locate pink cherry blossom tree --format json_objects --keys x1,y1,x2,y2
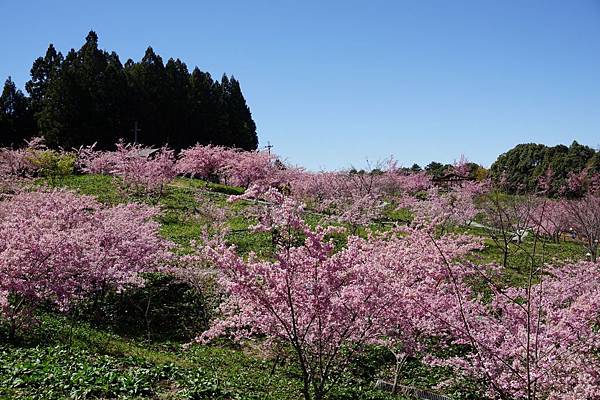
[
  {"x1": 0, "y1": 136, "x2": 47, "y2": 177},
  {"x1": 531, "y1": 200, "x2": 570, "y2": 243},
  {"x1": 563, "y1": 192, "x2": 600, "y2": 262},
  {"x1": 426, "y1": 258, "x2": 600, "y2": 400},
  {"x1": 176, "y1": 144, "x2": 280, "y2": 188},
  {"x1": 399, "y1": 181, "x2": 484, "y2": 234},
  {"x1": 78, "y1": 142, "x2": 177, "y2": 196},
  {"x1": 176, "y1": 144, "x2": 235, "y2": 182},
  {"x1": 356, "y1": 226, "x2": 483, "y2": 391},
  {"x1": 194, "y1": 177, "x2": 600, "y2": 400},
  {"x1": 76, "y1": 143, "x2": 120, "y2": 174},
  {"x1": 221, "y1": 150, "x2": 276, "y2": 188},
  {"x1": 0, "y1": 189, "x2": 172, "y2": 339},
  {"x1": 198, "y1": 192, "x2": 395, "y2": 400},
  {"x1": 417, "y1": 196, "x2": 600, "y2": 399}
]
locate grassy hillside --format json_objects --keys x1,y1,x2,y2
[{"x1": 2, "y1": 174, "x2": 587, "y2": 399}]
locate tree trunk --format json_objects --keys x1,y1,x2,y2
[
  {"x1": 301, "y1": 378, "x2": 312, "y2": 400},
  {"x1": 144, "y1": 295, "x2": 152, "y2": 342},
  {"x1": 8, "y1": 319, "x2": 16, "y2": 342},
  {"x1": 392, "y1": 353, "x2": 406, "y2": 393},
  {"x1": 270, "y1": 354, "x2": 279, "y2": 376}
]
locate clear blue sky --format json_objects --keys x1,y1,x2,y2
[{"x1": 1, "y1": 0, "x2": 599, "y2": 170}]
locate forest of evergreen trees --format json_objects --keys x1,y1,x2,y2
[{"x1": 0, "y1": 31, "x2": 258, "y2": 151}]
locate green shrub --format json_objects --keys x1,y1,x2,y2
[
  {"x1": 27, "y1": 150, "x2": 75, "y2": 179},
  {"x1": 80, "y1": 273, "x2": 218, "y2": 341}
]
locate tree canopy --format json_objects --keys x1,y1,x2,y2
[
  {"x1": 0, "y1": 77, "x2": 35, "y2": 147},
  {"x1": 490, "y1": 141, "x2": 598, "y2": 195},
  {"x1": 0, "y1": 31, "x2": 258, "y2": 151}
]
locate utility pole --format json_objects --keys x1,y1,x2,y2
[
  {"x1": 132, "y1": 121, "x2": 141, "y2": 144},
  {"x1": 264, "y1": 141, "x2": 273, "y2": 155}
]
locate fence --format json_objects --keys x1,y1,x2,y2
[{"x1": 374, "y1": 380, "x2": 451, "y2": 400}]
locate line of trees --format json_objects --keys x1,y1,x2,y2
[{"x1": 0, "y1": 31, "x2": 258, "y2": 151}]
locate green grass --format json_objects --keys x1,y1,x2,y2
[
  {"x1": 0, "y1": 314, "x2": 306, "y2": 400},
  {"x1": 1, "y1": 312, "x2": 407, "y2": 400},
  {"x1": 455, "y1": 224, "x2": 587, "y2": 286},
  {"x1": 35, "y1": 174, "x2": 126, "y2": 204}
]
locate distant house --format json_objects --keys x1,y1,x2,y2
[{"x1": 432, "y1": 172, "x2": 474, "y2": 188}]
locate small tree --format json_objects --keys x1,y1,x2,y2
[
  {"x1": 480, "y1": 191, "x2": 539, "y2": 268},
  {"x1": 402, "y1": 184, "x2": 481, "y2": 234},
  {"x1": 198, "y1": 191, "x2": 394, "y2": 400},
  {"x1": 176, "y1": 144, "x2": 234, "y2": 183},
  {"x1": 222, "y1": 149, "x2": 276, "y2": 188},
  {"x1": 564, "y1": 192, "x2": 600, "y2": 262}
]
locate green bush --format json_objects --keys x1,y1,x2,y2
[
  {"x1": 27, "y1": 150, "x2": 75, "y2": 179},
  {"x1": 80, "y1": 273, "x2": 218, "y2": 341}
]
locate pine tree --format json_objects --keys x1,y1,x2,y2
[
  {"x1": 36, "y1": 48, "x2": 79, "y2": 148},
  {"x1": 0, "y1": 77, "x2": 35, "y2": 146},
  {"x1": 215, "y1": 74, "x2": 233, "y2": 146},
  {"x1": 226, "y1": 76, "x2": 258, "y2": 150},
  {"x1": 189, "y1": 67, "x2": 219, "y2": 146},
  {"x1": 164, "y1": 58, "x2": 191, "y2": 149},
  {"x1": 98, "y1": 51, "x2": 130, "y2": 147},
  {"x1": 36, "y1": 31, "x2": 131, "y2": 148},
  {"x1": 25, "y1": 44, "x2": 63, "y2": 118},
  {"x1": 125, "y1": 47, "x2": 168, "y2": 146}
]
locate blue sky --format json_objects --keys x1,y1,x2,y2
[{"x1": 1, "y1": 0, "x2": 599, "y2": 170}]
